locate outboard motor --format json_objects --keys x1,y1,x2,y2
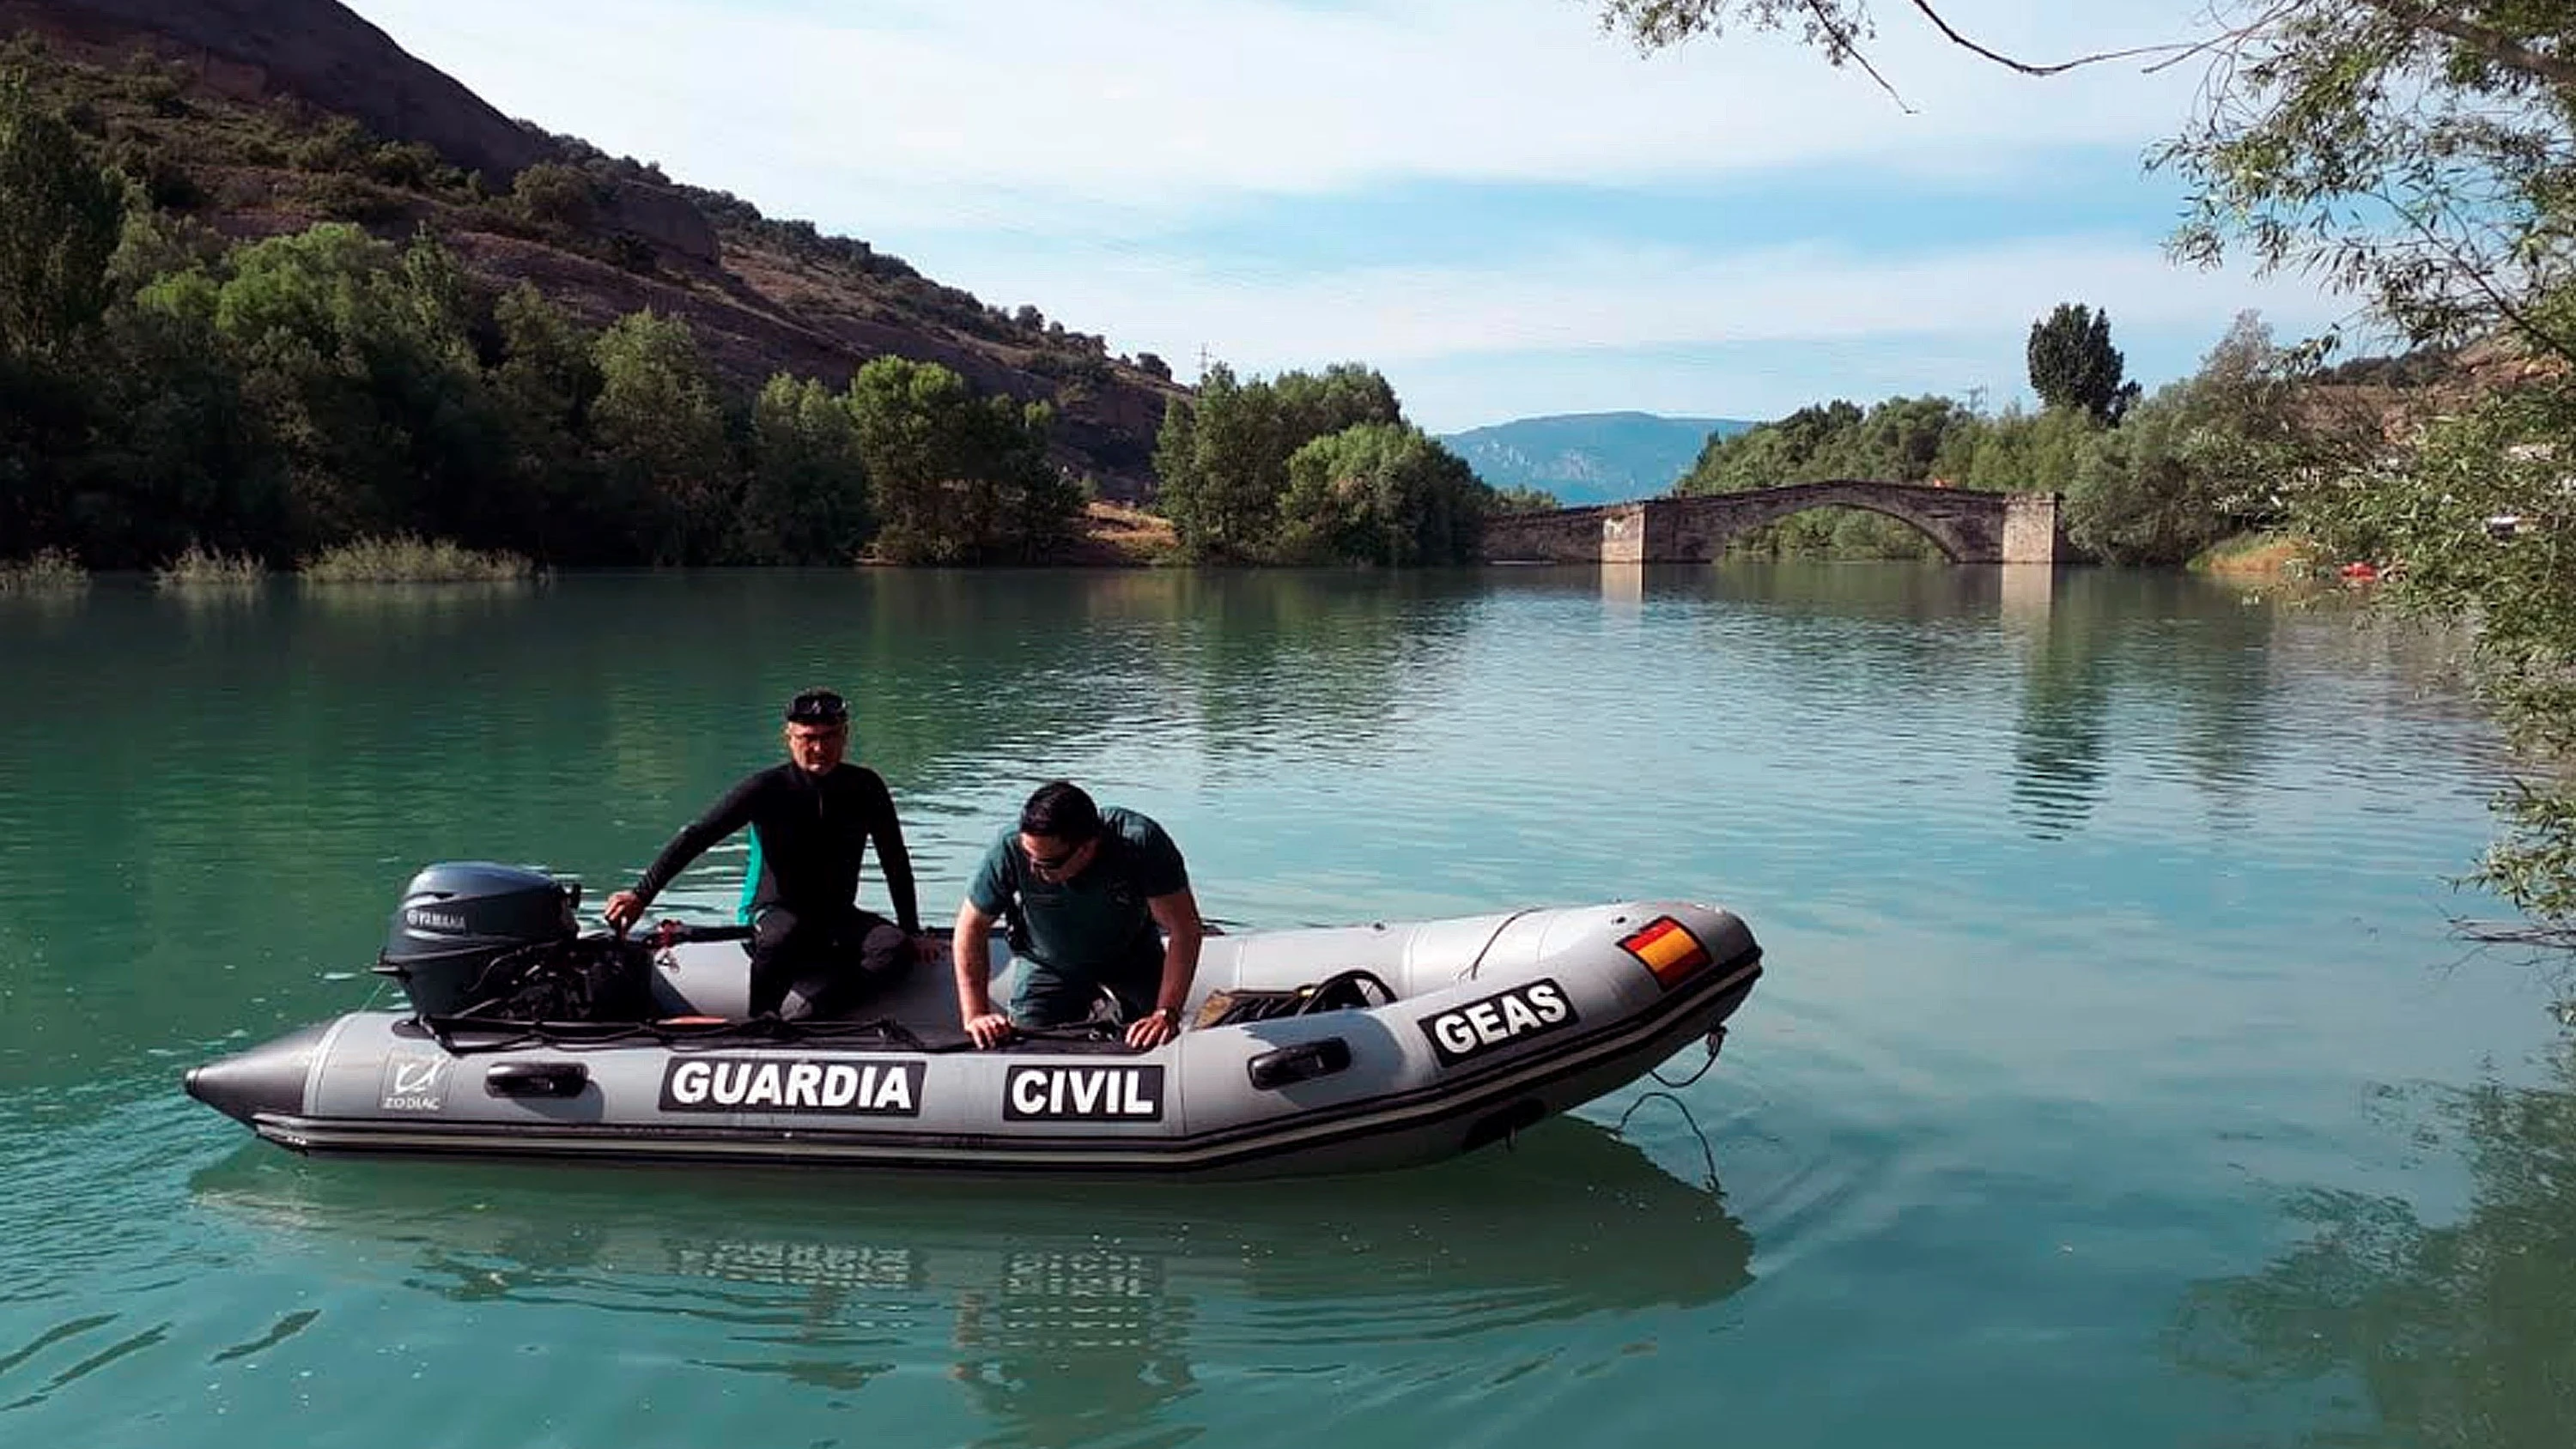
[{"x1": 375, "y1": 862, "x2": 580, "y2": 1016}]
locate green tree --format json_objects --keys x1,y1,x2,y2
[
  {"x1": 2026, "y1": 302, "x2": 2134, "y2": 425},
  {"x1": 0, "y1": 347, "x2": 93, "y2": 560},
  {"x1": 511, "y1": 162, "x2": 598, "y2": 233},
  {"x1": 487, "y1": 282, "x2": 605, "y2": 561},
  {"x1": 1589, "y1": 0, "x2": 2576, "y2": 934},
  {"x1": 2144, "y1": 6, "x2": 2576, "y2": 361},
  {"x1": 846, "y1": 355, "x2": 1072, "y2": 564},
  {"x1": 137, "y1": 224, "x2": 503, "y2": 552},
  {"x1": 1154, "y1": 362, "x2": 1280, "y2": 561},
  {"x1": 1272, "y1": 363, "x2": 1402, "y2": 443},
  {"x1": 1953, "y1": 404, "x2": 2095, "y2": 495},
  {"x1": 1676, "y1": 399, "x2": 1866, "y2": 495},
  {"x1": 2130, "y1": 5, "x2": 2576, "y2": 931},
  {"x1": 2292, "y1": 382, "x2": 2576, "y2": 927},
  {"x1": 1151, "y1": 393, "x2": 1197, "y2": 521},
  {"x1": 590, "y1": 310, "x2": 736, "y2": 564},
  {"x1": 2066, "y1": 312, "x2": 2298, "y2": 565},
  {"x1": 742, "y1": 373, "x2": 872, "y2": 562},
  {"x1": 1153, "y1": 361, "x2": 1404, "y2": 561},
  {"x1": 1859, "y1": 393, "x2": 1978, "y2": 480},
  {"x1": 1594, "y1": 3, "x2": 2576, "y2": 355},
  {"x1": 73, "y1": 275, "x2": 284, "y2": 567},
  {"x1": 1275, "y1": 422, "x2": 1492, "y2": 565},
  {"x1": 0, "y1": 73, "x2": 124, "y2": 358},
  {"x1": 1492, "y1": 484, "x2": 1561, "y2": 513}
]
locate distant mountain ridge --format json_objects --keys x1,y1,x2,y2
[{"x1": 1437, "y1": 412, "x2": 1759, "y2": 506}]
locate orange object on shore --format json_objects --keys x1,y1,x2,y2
[{"x1": 2339, "y1": 561, "x2": 2379, "y2": 581}]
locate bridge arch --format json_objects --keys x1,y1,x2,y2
[
  {"x1": 1479, "y1": 481, "x2": 2065, "y2": 565},
  {"x1": 1682, "y1": 480, "x2": 1990, "y2": 561}
]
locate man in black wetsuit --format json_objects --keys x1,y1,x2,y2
[{"x1": 603, "y1": 688, "x2": 922, "y2": 1018}]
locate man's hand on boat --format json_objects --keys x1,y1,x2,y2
[
  {"x1": 963, "y1": 1009, "x2": 1016, "y2": 1049},
  {"x1": 602, "y1": 890, "x2": 646, "y2": 937},
  {"x1": 1124, "y1": 1007, "x2": 1179, "y2": 1051}
]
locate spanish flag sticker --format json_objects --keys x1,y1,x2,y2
[{"x1": 1619, "y1": 916, "x2": 1711, "y2": 987}]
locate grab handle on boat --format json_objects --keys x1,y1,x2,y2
[
  {"x1": 483, "y1": 1061, "x2": 590, "y2": 1099},
  {"x1": 1247, "y1": 1037, "x2": 1352, "y2": 1091}
]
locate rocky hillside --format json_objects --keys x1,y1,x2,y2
[{"x1": 0, "y1": 0, "x2": 1183, "y2": 497}]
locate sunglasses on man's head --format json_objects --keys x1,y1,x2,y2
[{"x1": 787, "y1": 691, "x2": 848, "y2": 725}]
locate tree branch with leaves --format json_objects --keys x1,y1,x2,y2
[{"x1": 1590, "y1": 0, "x2": 2576, "y2": 942}]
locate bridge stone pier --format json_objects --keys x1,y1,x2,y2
[{"x1": 1481, "y1": 481, "x2": 2067, "y2": 565}]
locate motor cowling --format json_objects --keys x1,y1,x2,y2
[{"x1": 376, "y1": 862, "x2": 580, "y2": 1016}]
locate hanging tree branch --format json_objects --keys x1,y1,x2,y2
[
  {"x1": 1889, "y1": 1, "x2": 2576, "y2": 90},
  {"x1": 2409, "y1": 9, "x2": 2576, "y2": 92},
  {"x1": 1805, "y1": 0, "x2": 1911, "y2": 110},
  {"x1": 2379, "y1": 176, "x2": 2576, "y2": 365},
  {"x1": 1899, "y1": 0, "x2": 2213, "y2": 77}
]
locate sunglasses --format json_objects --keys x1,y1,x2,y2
[
  {"x1": 786, "y1": 691, "x2": 848, "y2": 725},
  {"x1": 1024, "y1": 840, "x2": 1089, "y2": 874}
]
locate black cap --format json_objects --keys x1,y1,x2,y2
[{"x1": 785, "y1": 688, "x2": 848, "y2": 726}]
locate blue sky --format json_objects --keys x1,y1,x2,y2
[{"x1": 343, "y1": 0, "x2": 2362, "y2": 434}]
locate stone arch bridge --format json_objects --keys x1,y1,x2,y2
[{"x1": 1479, "y1": 481, "x2": 2067, "y2": 564}]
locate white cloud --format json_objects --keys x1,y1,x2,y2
[
  {"x1": 1025, "y1": 235, "x2": 2340, "y2": 362},
  {"x1": 335, "y1": 0, "x2": 2341, "y2": 428},
  {"x1": 347, "y1": 0, "x2": 2216, "y2": 225},
  {"x1": 918, "y1": 231, "x2": 2359, "y2": 427}
]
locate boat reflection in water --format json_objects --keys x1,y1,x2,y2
[{"x1": 189, "y1": 1114, "x2": 1754, "y2": 1434}]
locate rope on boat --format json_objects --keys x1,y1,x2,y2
[
  {"x1": 1649, "y1": 1025, "x2": 1725, "y2": 1090},
  {"x1": 422, "y1": 1012, "x2": 939, "y2": 1057},
  {"x1": 1608, "y1": 1025, "x2": 1728, "y2": 1189},
  {"x1": 1613, "y1": 1088, "x2": 1721, "y2": 1191}
]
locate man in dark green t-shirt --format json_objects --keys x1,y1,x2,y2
[{"x1": 951, "y1": 779, "x2": 1204, "y2": 1051}]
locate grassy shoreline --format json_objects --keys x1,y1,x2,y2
[
  {"x1": 8, "y1": 522, "x2": 2349, "y2": 583},
  {"x1": 2189, "y1": 532, "x2": 2323, "y2": 579},
  {"x1": 154, "y1": 545, "x2": 267, "y2": 590},
  {"x1": 0, "y1": 549, "x2": 88, "y2": 593},
  {"x1": 300, "y1": 536, "x2": 538, "y2": 584}
]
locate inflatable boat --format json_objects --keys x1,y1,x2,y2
[{"x1": 185, "y1": 863, "x2": 1762, "y2": 1179}]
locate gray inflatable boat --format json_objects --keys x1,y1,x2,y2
[{"x1": 185, "y1": 863, "x2": 1762, "y2": 1179}]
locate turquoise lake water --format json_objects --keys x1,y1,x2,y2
[{"x1": 2, "y1": 563, "x2": 2569, "y2": 1447}]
